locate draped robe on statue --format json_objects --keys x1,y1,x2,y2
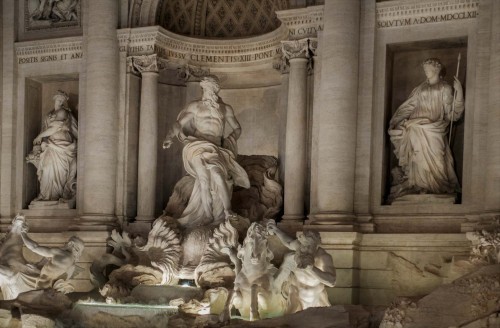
[
  {"x1": 37, "y1": 109, "x2": 78, "y2": 201},
  {"x1": 176, "y1": 104, "x2": 250, "y2": 229},
  {"x1": 388, "y1": 80, "x2": 464, "y2": 196}
]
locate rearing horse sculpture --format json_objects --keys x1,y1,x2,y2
[{"x1": 224, "y1": 222, "x2": 291, "y2": 321}]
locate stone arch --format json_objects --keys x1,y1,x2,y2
[
  {"x1": 129, "y1": 0, "x2": 290, "y2": 38},
  {"x1": 129, "y1": 0, "x2": 163, "y2": 28}
]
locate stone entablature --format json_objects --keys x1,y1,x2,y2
[
  {"x1": 376, "y1": 0, "x2": 479, "y2": 29},
  {"x1": 15, "y1": 37, "x2": 83, "y2": 65},
  {"x1": 276, "y1": 6, "x2": 324, "y2": 40},
  {"x1": 16, "y1": 25, "x2": 290, "y2": 67},
  {"x1": 15, "y1": 6, "x2": 328, "y2": 68}
]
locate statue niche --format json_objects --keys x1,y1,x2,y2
[
  {"x1": 91, "y1": 74, "x2": 284, "y2": 307},
  {"x1": 387, "y1": 57, "x2": 465, "y2": 204},
  {"x1": 26, "y1": 90, "x2": 78, "y2": 209}
]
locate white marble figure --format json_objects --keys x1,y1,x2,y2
[
  {"x1": 267, "y1": 221, "x2": 336, "y2": 312},
  {"x1": 0, "y1": 215, "x2": 84, "y2": 300},
  {"x1": 388, "y1": 58, "x2": 464, "y2": 200},
  {"x1": 163, "y1": 76, "x2": 250, "y2": 228},
  {"x1": 26, "y1": 90, "x2": 78, "y2": 206},
  {"x1": 0, "y1": 215, "x2": 39, "y2": 300},
  {"x1": 91, "y1": 218, "x2": 183, "y2": 300},
  {"x1": 31, "y1": 0, "x2": 79, "y2": 22},
  {"x1": 223, "y1": 222, "x2": 290, "y2": 321},
  {"x1": 20, "y1": 226, "x2": 84, "y2": 293}
]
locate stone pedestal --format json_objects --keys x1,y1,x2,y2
[
  {"x1": 28, "y1": 199, "x2": 76, "y2": 210},
  {"x1": 391, "y1": 194, "x2": 457, "y2": 205},
  {"x1": 78, "y1": 0, "x2": 120, "y2": 230},
  {"x1": 281, "y1": 39, "x2": 311, "y2": 225}
]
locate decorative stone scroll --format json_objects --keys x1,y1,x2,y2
[
  {"x1": 129, "y1": 54, "x2": 169, "y2": 74},
  {"x1": 281, "y1": 39, "x2": 311, "y2": 61},
  {"x1": 176, "y1": 65, "x2": 211, "y2": 83},
  {"x1": 376, "y1": 0, "x2": 479, "y2": 29}
]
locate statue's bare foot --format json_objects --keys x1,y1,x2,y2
[{"x1": 225, "y1": 210, "x2": 238, "y2": 221}]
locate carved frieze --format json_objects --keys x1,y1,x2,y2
[
  {"x1": 24, "y1": 0, "x2": 81, "y2": 32},
  {"x1": 376, "y1": 0, "x2": 479, "y2": 29},
  {"x1": 16, "y1": 8, "x2": 324, "y2": 67},
  {"x1": 16, "y1": 37, "x2": 83, "y2": 65},
  {"x1": 277, "y1": 6, "x2": 324, "y2": 40},
  {"x1": 116, "y1": 27, "x2": 287, "y2": 67}
]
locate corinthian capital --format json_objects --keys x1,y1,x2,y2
[
  {"x1": 128, "y1": 54, "x2": 168, "y2": 74},
  {"x1": 281, "y1": 38, "x2": 311, "y2": 61},
  {"x1": 308, "y1": 38, "x2": 318, "y2": 57}
]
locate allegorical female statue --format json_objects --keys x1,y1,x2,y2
[
  {"x1": 26, "y1": 90, "x2": 78, "y2": 206},
  {"x1": 388, "y1": 58, "x2": 464, "y2": 202}
]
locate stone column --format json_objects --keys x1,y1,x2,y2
[
  {"x1": 79, "y1": 0, "x2": 120, "y2": 229},
  {"x1": 0, "y1": 0, "x2": 15, "y2": 218},
  {"x1": 131, "y1": 55, "x2": 167, "y2": 225},
  {"x1": 485, "y1": 0, "x2": 500, "y2": 211},
  {"x1": 308, "y1": 0, "x2": 360, "y2": 229},
  {"x1": 281, "y1": 39, "x2": 311, "y2": 226}
]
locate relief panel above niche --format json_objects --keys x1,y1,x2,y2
[{"x1": 19, "y1": 0, "x2": 82, "y2": 41}]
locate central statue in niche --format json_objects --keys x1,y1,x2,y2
[
  {"x1": 163, "y1": 76, "x2": 250, "y2": 228},
  {"x1": 388, "y1": 58, "x2": 464, "y2": 203}
]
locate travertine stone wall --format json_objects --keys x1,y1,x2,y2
[
  {"x1": 219, "y1": 86, "x2": 281, "y2": 157},
  {"x1": 321, "y1": 232, "x2": 470, "y2": 306},
  {"x1": 157, "y1": 83, "x2": 186, "y2": 216}
]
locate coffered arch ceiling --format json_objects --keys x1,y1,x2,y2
[{"x1": 130, "y1": 0, "x2": 290, "y2": 38}]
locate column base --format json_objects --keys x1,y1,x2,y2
[
  {"x1": 281, "y1": 214, "x2": 306, "y2": 221},
  {"x1": 71, "y1": 215, "x2": 118, "y2": 231},
  {"x1": 134, "y1": 215, "x2": 156, "y2": 223},
  {"x1": 277, "y1": 219, "x2": 304, "y2": 236},
  {"x1": 306, "y1": 212, "x2": 358, "y2": 232}
]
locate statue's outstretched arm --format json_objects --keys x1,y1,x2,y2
[
  {"x1": 21, "y1": 232, "x2": 57, "y2": 258},
  {"x1": 267, "y1": 221, "x2": 298, "y2": 251}
]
